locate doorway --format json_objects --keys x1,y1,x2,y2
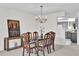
[{"x1": 57, "y1": 17, "x2": 78, "y2": 45}]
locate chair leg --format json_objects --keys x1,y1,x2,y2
[
  {"x1": 31, "y1": 49, "x2": 33, "y2": 53},
  {"x1": 35, "y1": 43, "x2": 37, "y2": 54},
  {"x1": 47, "y1": 46, "x2": 49, "y2": 54},
  {"x1": 23, "y1": 48, "x2": 25, "y2": 56},
  {"x1": 36, "y1": 49, "x2": 39, "y2": 56},
  {"x1": 28, "y1": 49, "x2": 30, "y2": 56},
  {"x1": 29, "y1": 52, "x2": 30, "y2": 56},
  {"x1": 43, "y1": 48, "x2": 45, "y2": 56},
  {"x1": 52, "y1": 43, "x2": 55, "y2": 51},
  {"x1": 36, "y1": 48, "x2": 39, "y2": 56},
  {"x1": 35, "y1": 47, "x2": 37, "y2": 54},
  {"x1": 49, "y1": 46, "x2": 51, "y2": 53},
  {"x1": 36, "y1": 47, "x2": 39, "y2": 56}
]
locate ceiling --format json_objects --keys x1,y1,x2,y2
[{"x1": 0, "y1": 3, "x2": 79, "y2": 16}]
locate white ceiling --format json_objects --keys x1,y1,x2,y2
[{"x1": 0, "y1": 3, "x2": 79, "y2": 16}]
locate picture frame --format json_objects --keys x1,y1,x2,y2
[{"x1": 7, "y1": 19, "x2": 20, "y2": 37}]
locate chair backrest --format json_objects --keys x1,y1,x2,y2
[
  {"x1": 22, "y1": 33, "x2": 27, "y2": 41},
  {"x1": 44, "y1": 33, "x2": 49, "y2": 39},
  {"x1": 44, "y1": 33, "x2": 51, "y2": 45},
  {"x1": 33, "y1": 32, "x2": 39, "y2": 40},
  {"x1": 44, "y1": 31, "x2": 55, "y2": 45},
  {"x1": 26, "y1": 32, "x2": 32, "y2": 41},
  {"x1": 22, "y1": 33, "x2": 29, "y2": 47},
  {"x1": 49, "y1": 31, "x2": 55, "y2": 41}
]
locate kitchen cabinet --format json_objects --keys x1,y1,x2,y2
[{"x1": 65, "y1": 31, "x2": 77, "y2": 43}]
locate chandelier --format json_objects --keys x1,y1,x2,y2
[
  {"x1": 35, "y1": 5, "x2": 47, "y2": 38},
  {"x1": 36, "y1": 5, "x2": 47, "y2": 23}
]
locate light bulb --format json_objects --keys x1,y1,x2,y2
[{"x1": 45, "y1": 16, "x2": 47, "y2": 19}]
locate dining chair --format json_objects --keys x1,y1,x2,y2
[
  {"x1": 44, "y1": 33, "x2": 52, "y2": 54},
  {"x1": 49, "y1": 31, "x2": 56, "y2": 51},
  {"x1": 36, "y1": 32, "x2": 51, "y2": 55},
  {"x1": 22, "y1": 32, "x2": 36, "y2": 56},
  {"x1": 33, "y1": 32, "x2": 39, "y2": 41},
  {"x1": 36, "y1": 38, "x2": 46, "y2": 56}
]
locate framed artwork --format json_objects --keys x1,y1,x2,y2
[{"x1": 7, "y1": 20, "x2": 20, "y2": 37}]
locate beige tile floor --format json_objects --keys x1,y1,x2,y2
[{"x1": 0, "y1": 45, "x2": 79, "y2": 56}]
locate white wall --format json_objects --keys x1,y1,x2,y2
[
  {"x1": 0, "y1": 8, "x2": 36, "y2": 51},
  {"x1": 77, "y1": 12, "x2": 79, "y2": 45},
  {"x1": 46, "y1": 12, "x2": 65, "y2": 45},
  {"x1": 45, "y1": 12, "x2": 65, "y2": 32}
]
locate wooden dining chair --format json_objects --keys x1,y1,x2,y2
[
  {"x1": 44, "y1": 33, "x2": 52, "y2": 54},
  {"x1": 22, "y1": 32, "x2": 36, "y2": 56},
  {"x1": 33, "y1": 32, "x2": 39, "y2": 41},
  {"x1": 49, "y1": 31, "x2": 55, "y2": 51},
  {"x1": 36, "y1": 32, "x2": 52, "y2": 55},
  {"x1": 26, "y1": 32, "x2": 32, "y2": 41},
  {"x1": 36, "y1": 38, "x2": 46, "y2": 56},
  {"x1": 41, "y1": 32, "x2": 55, "y2": 54}
]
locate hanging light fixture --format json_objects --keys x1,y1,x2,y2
[
  {"x1": 35, "y1": 5, "x2": 47, "y2": 39},
  {"x1": 36, "y1": 5, "x2": 47, "y2": 23}
]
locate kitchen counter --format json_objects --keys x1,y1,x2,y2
[{"x1": 65, "y1": 31, "x2": 77, "y2": 43}]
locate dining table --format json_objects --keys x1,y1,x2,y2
[{"x1": 29, "y1": 37, "x2": 45, "y2": 56}]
